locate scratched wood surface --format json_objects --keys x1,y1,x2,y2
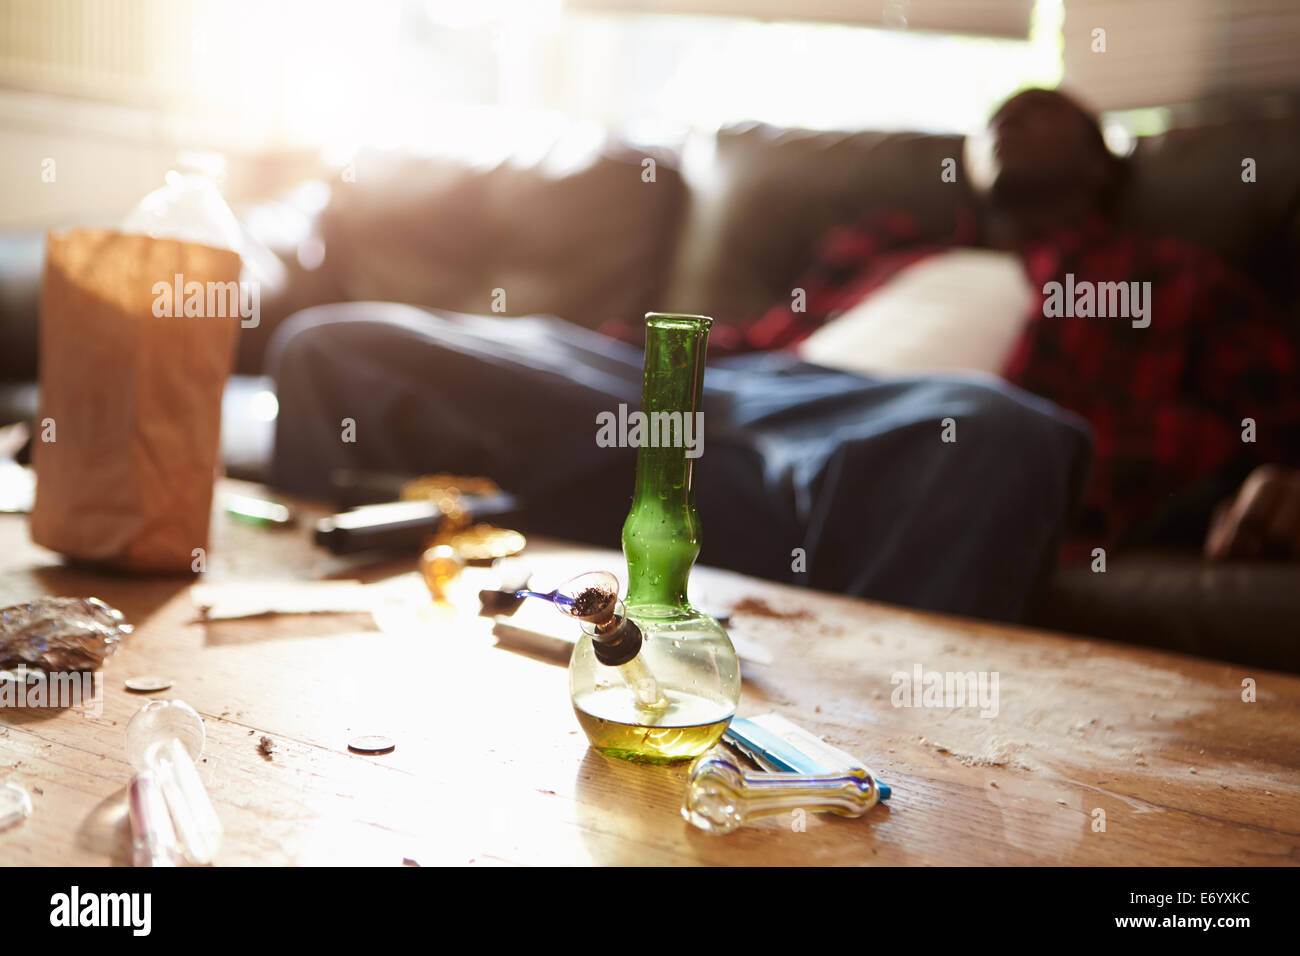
[{"x1": 1, "y1": 481, "x2": 1297, "y2": 866}]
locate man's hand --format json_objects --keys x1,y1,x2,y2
[{"x1": 1205, "y1": 465, "x2": 1300, "y2": 560}]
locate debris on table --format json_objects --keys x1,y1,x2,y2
[
  {"x1": 258, "y1": 736, "x2": 275, "y2": 760},
  {"x1": 125, "y1": 675, "x2": 173, "y2": 694},
  {"x1": 223, "y1": 492, "x2": 295, "y2": 527},
  {"x1": 193, "y1": 581, "x2": 373, "y2": 622},
  {"x1": 0, "y1": 421, "x2": 35, "y2": 514},
  {"x1": 348, "y1": 735, "x2": 395, "y2": 755},
  {"x1": 420, "y1": 544, "x2": 464, "y2": 603},
  {"x1": 0, "y1": 597, "x2": 131, "y2": 671},
  {"x1": 730, "y1": 597, "x2": 811, "y2": 621}
]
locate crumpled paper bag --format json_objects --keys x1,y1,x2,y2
[{"x1": 30, "y1": 229, "x2": 241, "y2": 572}]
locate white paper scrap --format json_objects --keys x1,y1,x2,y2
[{"x1": 192, "y1": 581, "x2": 374, "y2": 620}]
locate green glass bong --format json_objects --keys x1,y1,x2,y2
[{"x1": 491, "y1": 314, "x2": 741, "y2": 762}]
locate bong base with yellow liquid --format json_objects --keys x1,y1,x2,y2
[
  {"x1": 573, "y1": 686, "x2": 733, "y2": 764},
  {"x1": 479, "y1": 568, "x2": 738, "y2": 764},
  {"x1": 569, "y1": 600, "x2": 739, "y2": 764}
]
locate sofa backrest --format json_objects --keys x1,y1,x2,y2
[
  {"x1": 660, "y1": 114, "x2": 1300, "y2": 326},
  {"x1": 295, "y1": 105, "x2": 1300, "y2": 348},
  {"x1": 318, "y1": 138, "x2": 687, "y2": 332},
  {"x1": 1116, "y1": 114, "x2": 1300, "y2": 308},
  {"x1": 661, "y1": 123, "x2": 973, "y2": 325}
]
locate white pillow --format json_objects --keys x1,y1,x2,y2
[{"x1": 795, "y1": 248, "x2": 1033, "y2": 376}]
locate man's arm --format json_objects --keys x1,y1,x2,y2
[{"x1": 1206, "y1": 465, "x2": 1300, "y2": 559}]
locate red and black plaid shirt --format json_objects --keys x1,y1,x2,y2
[
  {"x1": 1005, "y1": 215, "x2": 1300, "y2": 546},
  {"x1": 606, "y1": 208, "x2": 1300, "y2": 547}
]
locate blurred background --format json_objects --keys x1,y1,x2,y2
[
  {"x1": 5, "y1": 0, "x2": 1300, "y2": 457},
  {"x1": 6, "y1": 0, "x2": 1061, "y2": 224},
  {"x1": 2, "y1": 0, "x2": 1298, "y2": 226}
]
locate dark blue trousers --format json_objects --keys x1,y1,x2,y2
[{"x1": 267, "y1": 303, "x2": 1091, "y2": 623}]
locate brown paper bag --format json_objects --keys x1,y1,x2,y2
[{"x1": 30, "y1": 228, "x2": 242, "y2": 572}]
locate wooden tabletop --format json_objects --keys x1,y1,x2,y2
[{"x1": 1, "y1": 483, "x2": 1298, "y2": 866}]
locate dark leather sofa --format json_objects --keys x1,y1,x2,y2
[{"x1": 3, "y1": 107, "x2": 1298, "y2": 671}]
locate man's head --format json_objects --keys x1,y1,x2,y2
[{"x1": 974, "y1": 87, "x2": 1124, "y2": 215}]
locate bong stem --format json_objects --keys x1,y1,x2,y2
[{"x1": 619, "y1": 653, "x2": 667, "y2": 710}]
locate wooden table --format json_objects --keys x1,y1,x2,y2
[{"x1": 2, "y1": 483, "x2": 1298, "y2": 866}]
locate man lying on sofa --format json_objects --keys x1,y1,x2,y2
[
  {"x1": 662, "y1": 87, "x2": 1300, "y2": 565},
  {"x1": 268, "y1": 88, "x2": 1297, "y2": 623}
]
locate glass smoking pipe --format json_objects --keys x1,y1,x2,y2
[
  {"x1": 125, "y1": 700, "x2": 222, "y2": 865},
  {"x1": 479, "y1": 570, "x2": 666, "y2": 709},
  {"x1": 682, "y1": 753, "x2": 884, "y2": 835},
  {"x1": 128, "y1": 770, "x2": 181, "y2": 867},
  {"x1": 0, "y1": 782, "x2": 32, "y2": 831}
]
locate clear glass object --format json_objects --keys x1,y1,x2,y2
[
  {"x1": 121, "y1": 152, "x2": 286, "y2": 287},
  {"x1": 122, "y1": 157, "x2": 243, "y2": 253},
  {"x1": 682, "y1": 754, "x2": 883, "y2": 835},
  {"x1": 129, "y1": 770, "x2": 181, "y2": 867},
  {"x1": 569, "y1": 313, "x2": 741, "y2": 763},
  {"x1": 125, "y1": 700, "x2": 222, "y2": 865},
  {"x1": 0, "y1": 782, "x2": 32, "y2": 830}
]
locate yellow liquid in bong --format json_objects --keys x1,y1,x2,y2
[{"x1": 573, "y1": 686, "x2": 733, "y2": 764}]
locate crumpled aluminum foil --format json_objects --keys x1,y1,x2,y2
[{"x1": 0, "y1": 597, "x2": 132, "y2": 672}]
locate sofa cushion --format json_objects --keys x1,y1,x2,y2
[
  {"x1": 662, "y1": 123, "x2": 975, "y2": 326},
  {"x1": 1116, "y1": 114, "x2": 1300, "y2": 308},
  {"x1": 1031, "y1": 549, "x2": 1300, "y2": 673},
  {"x1": 664, "y1": 112, "x2": 1300, "y2": 329},
  {"x1": 795, "y1": 247, "x2": 1033, "y2": 375},
  {"x1": 319, "y1": 136, "x2": 687, "y2": 331}
]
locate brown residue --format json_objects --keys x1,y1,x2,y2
[{"x1": 731, "y1": 597, "x2": 811, "y2": 620}]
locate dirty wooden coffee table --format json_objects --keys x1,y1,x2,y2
[{"x1": 1, "y1": 482, "x2": 1297, "y2": 866}]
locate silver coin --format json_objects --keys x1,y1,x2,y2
[
  {"x1": 124, "y1": 675, "x2": 173, "y2": 693},
  {"x1": 348, "y1": 735, "x2": 395, "y2": 755}
]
